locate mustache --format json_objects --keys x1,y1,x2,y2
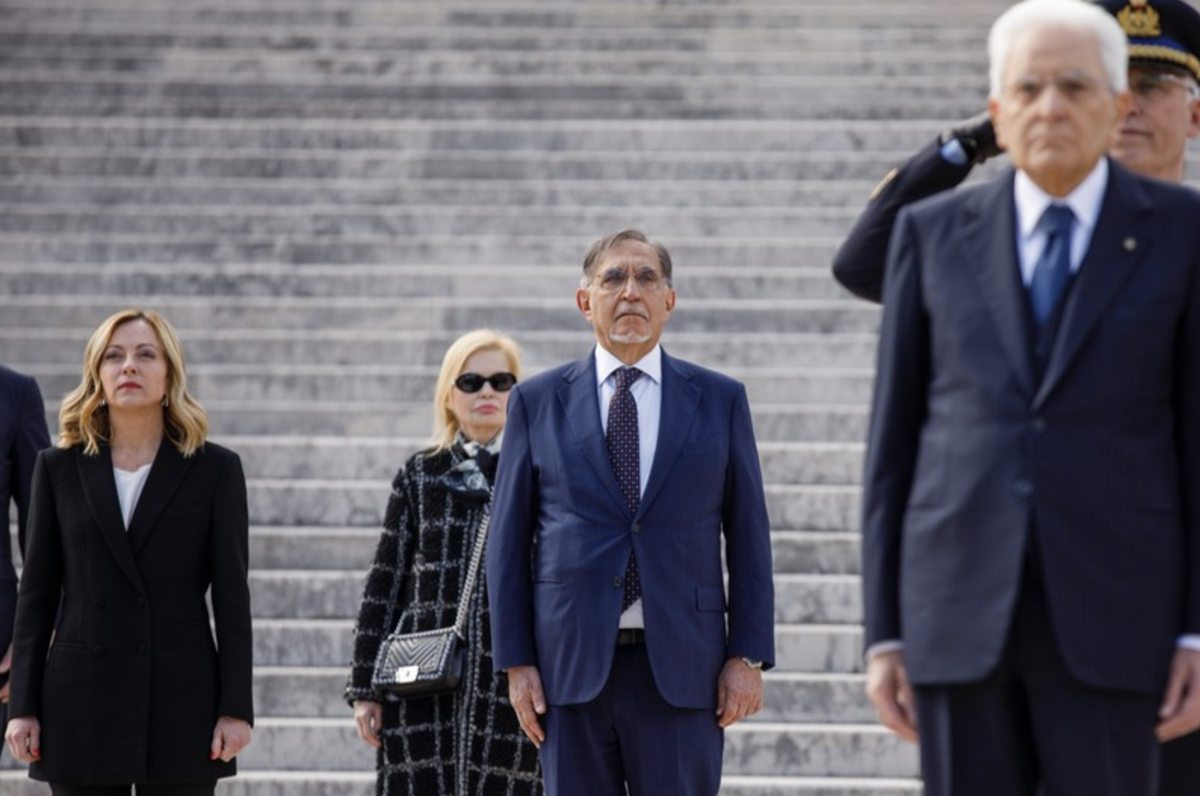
[{"x1": 615, "y1": 304, "x2": 648, "y2": 320}]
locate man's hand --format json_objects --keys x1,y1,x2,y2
[
  {"x1": 715, "y1": 657, "x2": 763, "y2": 728},
  {"x1": 209, "y1": 716, "x2": 252, "y2": 762},
  {"x1": 505, "y1": 665, "x2": 547, "y2": 747},
  {"x1": 353, "y1": 700, "x2": 383, "y2": 748},
  {"x1": 866, "y1": 650, "x2": 919, "y2": 742},
  {"x1": 5, "y1": 715, "x2": 41, "y2": 762},
  {"x1": 1157, "y1": 648, "x2": 1200, "y2": 741}
]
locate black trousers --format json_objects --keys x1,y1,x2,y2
[
  {"x1": 914, "y1": 567, "x2": 1161, "y2": 796},
  {"x1": 49, "y1": 782, "x2": 216, "y2": 796},
  {"x1": 1160, "y1": 730, "x2": 1200, "y2": 796}
]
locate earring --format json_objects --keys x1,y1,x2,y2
[
  {"x1": 99, "y1": 398, "x2": 106, "y2": 407},
  {"x1": 162, "y1": 397, "x2": 169, "y2": 408}
]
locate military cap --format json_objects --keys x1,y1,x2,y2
[{"x1": 1095, "y1": 0, "x2": 1200, "y2": 81}]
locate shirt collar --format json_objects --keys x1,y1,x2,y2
[
  {"x1": 594, "y1": 344, "x2": 663, "y2": 387},
  {"x1": 1014, "y1": 157, "x2": 1108, "y2": 240}
]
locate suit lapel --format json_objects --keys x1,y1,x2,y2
[
  {"x1": 127, "y1": 439, "x2": 194, "y2": 556},
  {"x1": 1034, "y1": 162, "x2": 1151, "y2": 408},
  {"x1": 77, "y1": 445, "x2": 144, "y2": 591},
  {"x1": 638, "y1": 351, "x2": 701, "y2": 517},
  {"x1": 965, "y1": 171, "x2": 1037, "y2": 398},
  {"x1": 557, "y1": 354, "x2": 630, "y2": 516}
]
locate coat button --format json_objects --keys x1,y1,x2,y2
[
  {"x1": 613, "y1": 577, "x2": 623, "y2": 589},
  {"x1": 1013, "y1": 480, "x2": 1034, "y2": 498},
  {"x1": 631, "y1": 523, "x2": 641, "y2": 534},
  {"x1": 1031, "y1": 417, "x2": 1046, "y2": 432},
  {"x1": 92, "y1": 645, "x2": 106, "y2": 657}
]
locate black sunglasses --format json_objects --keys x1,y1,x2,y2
[{"x1": 454, "y1": 372, "x2": 518, "y2": 393}]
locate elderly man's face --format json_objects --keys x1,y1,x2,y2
[
  {"x1": 990, "y1": 24, "x2": 1130, "y2": 196},
  {"x1": 1109, "y1": 66, "x2": 1200, "y2": 183},
  {"x1": 575, "y1": 239, "x2": 676, "y2": 365}
]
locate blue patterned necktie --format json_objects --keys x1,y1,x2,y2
[
  {"x1": 607, "y1": 366, "x2": 643, "y2": 611},
  {"x1": 1030, "y1": 204, "x2": 1075, "y2": 328}
]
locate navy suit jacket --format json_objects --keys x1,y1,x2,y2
[
  {"x1": 486, "y1": 349, "x2": 774, "y2": 709},
  {"x1": 863, "y1": 160, "x2": 1200, "y2": 694},
  {"x1": 0, "y1": 365, "x2": 50, "y2": 661}
]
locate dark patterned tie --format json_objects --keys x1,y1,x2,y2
[
  {"x1": 607, "y1": 366, "x2": 643, "y2": 611},
  {"x1": 1030, "y1": 204, "x2": 1074, "y2": 327}
]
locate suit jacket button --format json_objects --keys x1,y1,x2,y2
[
  {"x1": 92, "y1": 645, "x2": 106, "y2": 658},
  {"x1": 93, "y1": 599, "x2": 106, "y2": 610},
  {"x1": 1031, "y1": 417, "x2": 1046, "y2": 432},
  {"x1": 631, "y1": 523, "x2": 641, "y2": 534},
  {"x1": 1013, "y1": 480, "x2": 1034, "y2": 498},
  {"x1": 613, "y1": 577, "x2": 623, "y2": 589},
  {"x1": 136, "y1": 642, "x2": 148, "y2": 655},
  {"x1": 137, "y1": 596, "x2": 147, "y2": 608}
]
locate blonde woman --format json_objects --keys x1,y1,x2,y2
[
  {"x1": 4, "y1": 309, "x2": 253, "y2": 796},
  {"x1": 346, "y1": 329, "x2": 541, "y2": 796}
]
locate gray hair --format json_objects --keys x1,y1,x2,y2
[
  {"x1": 988, "y1": 0, "x2": 1128, "y2": 98},
  {"x1": 580, "y1": 229, "x2": 674, "y2": 289}
]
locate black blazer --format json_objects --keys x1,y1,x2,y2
[
  {"x1": 0, "y1": 365, "x2": 50, "y2": 668},
  {"x1": 862, "y1": 161, "x2": 1200, "y2": 693},
  {"x1": 830, "y1": 137, "x2": 975, "y2": 303},
  {"x1": 9, "y1": 440, "x2": 253, "y2": 784}
]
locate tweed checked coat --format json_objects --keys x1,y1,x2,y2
[{"x1": 346, "y1": 444, "x2": 541, "y2": 796}]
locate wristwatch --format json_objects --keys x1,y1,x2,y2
[{"x1": 740, "y1": 657, "x2": 763, "y2": 670}]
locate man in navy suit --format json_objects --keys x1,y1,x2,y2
[
  {"x1": 486, "y1": 229, "x2": 775, "y2": 796},
  {"x1": 863, "y1": 2, "x2": 1200, "y2": 794},
  {"x1": 0, "y1": 365, "x2": 50, "y2": 732}
]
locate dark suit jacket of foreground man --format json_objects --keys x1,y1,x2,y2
[{"x1": 864, "y1": 156, "x2": 1200, "y2": 723}]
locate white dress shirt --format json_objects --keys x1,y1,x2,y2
[
  {"x1": 595, "y1": 344, "x2": 662, "y2": 629},
  {"x1": 114, "y1": 463, "x2": 152, "y2": 530}
]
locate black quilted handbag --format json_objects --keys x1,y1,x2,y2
[{"x1": 371, "y1": 500, "x2": 490, "y2": 697}]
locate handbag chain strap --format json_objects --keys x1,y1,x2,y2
[{"x1": 451, "y1": 490, "x2": 493, "y2": 639}]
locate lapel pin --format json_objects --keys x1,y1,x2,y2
[{"x1": 1123, "y1": 237, "x2": 1137, "y2": 252}]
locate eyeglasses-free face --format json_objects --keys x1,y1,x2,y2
[{"x1": 454, "y1": 372, "x2": 518, "y2": 393}]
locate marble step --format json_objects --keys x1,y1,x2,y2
[
  {"x1": 0, "y1": 771, "x2": 921, "y2": 796},
  {"x1": 22, "y1": 363, "x2": 874, "y2": 407},
  {"x1": 0, "y1": 148, "x2": 953, "y2": 182},
  {"x1": 246, "y1": 526, "x2": 859, "y2": 576},
  {"x1": 20, "y1": 402, "x2": 871, "y2": 445},
  {"x1": 249, "y1": 570, "x2": 861, "y2": 623},
  {"x1": 0, "y1": 117, "x2": 977, "y2": 152},
  {"x1": 0, "y1": 206, "x2": 864, "y2": 239},
  {"x1": 0, "y1": 93, "x2": 984, "y2": 122},
  {"x1": 246, "y1": 619, "x2": 864, "y2": 673},
  {"x1": 246, "y1": 665, "x2": 873, "y2": 722},
  {"x1": 0, "y1": 296, "x2": 880, "y2": 335},
  {"x1": 231, "y1": 479, "x2": 861, "y2": 529},
  {"x1": 0, "y1": 327, "x2": 877, "y2": 369},
  {"x1": 0, "y1": 263, "x2": 851, "y2": 301},
  {"x1": 200, "y1": 401, "x2": 870, "y2": 442},
  {"x1": 2, "y1": 49, "x2": 978, "y2": 80},
  {"x1": 0, "y1": 179, "x2": 890, "y2": 211},
  {"x1": 224, "y1": 719, "x2": 917, "y2": 778},
  {"x1": 216, "y1": 437, "x2": 865, "y2": 486},
  {"x1": 0, "y1": 235, "x2": 849, "y2": 266}
]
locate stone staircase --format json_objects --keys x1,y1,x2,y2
[{"x1": 0, "y1": 0, "x2": 1037, "y2": 793}]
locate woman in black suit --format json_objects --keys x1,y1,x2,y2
[{"x1": 4, "y1": 309, "x2": 253, "y2": 796}]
